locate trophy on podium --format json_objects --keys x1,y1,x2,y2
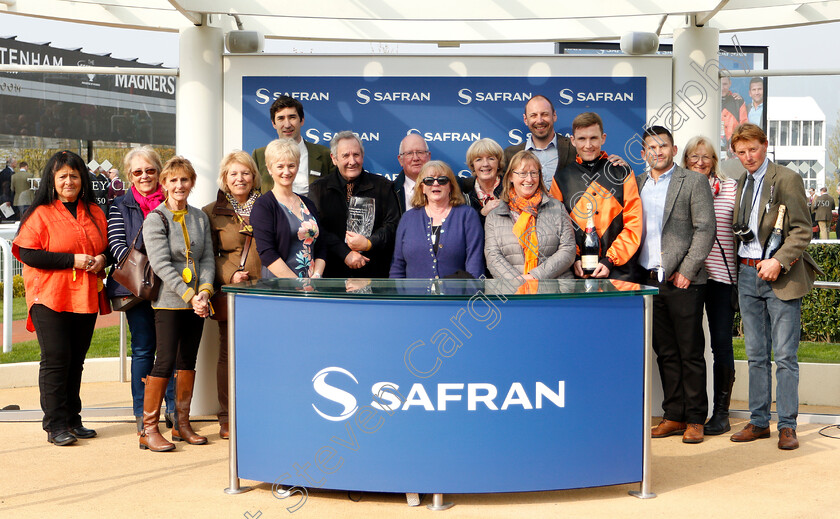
[{"x1": 347, "y1": 196, "x2": 375, "y2": 237}]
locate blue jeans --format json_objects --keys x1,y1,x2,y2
[
  {"x1": 738, "y1": 264, "x2": 801, "y2": 430},
  {"x1": 126, "y1": 302, "x2": 175, "y2": 417}
]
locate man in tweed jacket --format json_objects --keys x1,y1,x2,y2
[{"x1": 636, "y1": 126, "x2": 715, "y2": 444}]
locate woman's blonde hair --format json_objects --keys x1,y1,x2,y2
[
  {"x1": 159, "y1": 156, "x2": 196, "y2": 186},
  {"x1": 409, "y1": 161, "x2": 465, "y2": 208},
  {"x1": 123, "y1": 146, "x2": 163, "y2": 176},
  {"x1": 218, "y1": 150, "x2": 261, "y2": 193},
  {"x1": 264, "y1": 138, "x2": 300, "y2": 170},
  {"x1": 682, "y1": 136, "x2": 723, "y2": 180},
  {"x1": 500, "y1": 150, "x2": 546, "y2": 203},
  {"x1": 465, "y1": 138, "x2": 504, "y2": 175}
]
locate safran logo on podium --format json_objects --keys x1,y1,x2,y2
[
  {"x1": 311, "y1": 366, "x2": 565, "y2": 422},
  {"x1": 355, "y1": 88, "x2": 431, "y2": 105}
]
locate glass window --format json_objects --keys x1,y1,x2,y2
[
  {"x1": 790, "y1": 121, "x2": 799, "y2": 146},
  {"x1": 768, "y1": 120, "x2": 778, "y2": 146},
  {"x1": 814, "y1": 121, "x2": 823, "y2": 146},
  {"x1": 803, "y1": 121, "x2": 812, "y2": 146},
  {"x1": 780, "y1": 121, "x2": 789, "y2": 146}
]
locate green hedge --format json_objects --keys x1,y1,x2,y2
[
  {"x1": 732, "y1": 244, "x2": 839, "y2": 341},
  {"x1": 801, "y1": 244, "x2": 840, "y2": 342},
  {"x1": 0, "y1": 275, "x2": 25, "y2": 299}
]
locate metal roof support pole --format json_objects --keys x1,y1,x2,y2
[
  {"x1": 177, "y1": 22, "x2": 224, "y2": 417},
  {"x1": 671, "y1": 21, "x2": 721, "y2": 156}
]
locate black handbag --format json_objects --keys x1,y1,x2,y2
[{"x1": 111, "y1": 211, "x2": 167, "y2": 301}]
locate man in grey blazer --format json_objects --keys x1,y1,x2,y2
[
  {"x1": 252, "y1": 95, "x2": 336, "y2": 195},
  {"x1": 728, "y1": 123, "x2": 820, "y2": 450},
  {"x1": 637, "y1": 126, "x2": 715, "y2": 444}
]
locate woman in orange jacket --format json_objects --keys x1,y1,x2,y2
[{"x1": 12, "y1": 150, "x2": 109, "y2": 446}]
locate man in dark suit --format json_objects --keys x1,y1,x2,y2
[
  {"x1": 503, "y1": 95, "x2": 576, "y2": 188},
  {"x1": 637, "y1": 126, "x2": 715, "y2": 444},
  {"x1": 728, "y1": 123, "x2": 820, "y2": 450},
  {"x1": 392, "y1": 133, "x2": 431, "y2": 214},
  {"x1": 252, "y1": 95, "x2": 336, "y2": 195},
  {"x1": 309, "y1": 131, "x2": 401, "y2": 279}
]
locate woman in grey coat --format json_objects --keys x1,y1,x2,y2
[
  {"x1": 139, "y1": 156, "x2": 215, "y2": 452},
  {"x1": 484, "y1": 150, "x2": 575, "y2": 280}
]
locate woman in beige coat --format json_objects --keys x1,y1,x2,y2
[{"x1": 202, "y1": 151, "x2": 262, "y2": 439}]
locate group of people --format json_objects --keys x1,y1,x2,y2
[{"x1": 11, "y1": 93, "x2": 818, "y2": 454}]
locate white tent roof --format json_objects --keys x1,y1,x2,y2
[{"x1": 2, "y1": 1, "x2": 840, "y2": 43}]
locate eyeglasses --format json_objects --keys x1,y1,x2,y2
[
  {"x1": 131, "y1": 168, "x2": 158, "y2": 177},
  {"x1": 400, "y1": 150, "x2": 430, "y2": 158},
  {"x1": 421, "y1": 176, "x2": 450, "y2": 186},
  {"x1": 688, "y1": 155, "x2": 712, "y2": 163},
  {"x1": 512, "y1": 171, "x2": 540, "y2": 179}
]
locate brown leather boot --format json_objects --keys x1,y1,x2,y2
[
  {"x1": 139, "y1": 376, "x2": 176, "y2": 452},
  {"x1": 172, "y1": 370, "x2": 208, "y2": 445}
]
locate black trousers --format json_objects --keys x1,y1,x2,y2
[
  {"x1": 30, "y1": 304, "x2": 97, "y2": 432},
  {"x1": 149, "y1": 309, "x2": 205, "y2": 378},
  {"x1": 651, "y1": 281, "x2": 709, "y2": 424}
]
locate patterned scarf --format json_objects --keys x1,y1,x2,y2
[
  {"x1": 474, "y1": 177, "x2": 500, "y2": 207},
  {"x1": 226, "y1": 190, "x2": 259, "y2": 217},
  {"x1": 132, "y1": 185, "x2": 165, "y2": 217},
  {"x1": 508, "y1": 188, "x2": 542, "y2": 274},
  {"x1": 709, "y1": 176, "x2": 721, "y2": 198}
]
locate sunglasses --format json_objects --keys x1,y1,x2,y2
[
  {"x1": 422, "y1": 176, "x2": 450, "y2": 186},
  {"x1": 131, "y1": 168, "x2": 158, "y2": 177}
]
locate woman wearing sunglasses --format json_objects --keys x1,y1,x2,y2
[
  {"x1": 485, "y1": 150, "x2": 575, "y2": 280},
  {"x1": 106, "y1": 146, "x2": 175, "y2": 434},
  {"x1": 390, "y1": 160, "x2": 484, "y2": 279}
]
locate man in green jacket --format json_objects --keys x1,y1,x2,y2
[{"x1": 252, "y1": 95, "x2": 336, "y2": 195}]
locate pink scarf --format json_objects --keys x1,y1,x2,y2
[{"x1": 132, "y1": 185, "x2": 165, "y2": 217}]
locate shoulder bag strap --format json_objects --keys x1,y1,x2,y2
[{"x1": 714, "y1": 235, "x2": 736, "y2": 284}]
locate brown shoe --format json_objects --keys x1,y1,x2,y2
[
  {"x1": 778, "y1": 428, "x2": 799, "y2": 450},
  {"x1": 219, "y1": 421, "x2": 230, "y2": 440},
  {"x1": 730, "y1": 423, "x2": 771, "y2": 442},
  {"x1": 683, "y1": 423, "x2": 704, "y2": 444},
  {"x1": 651, "y1": 419, "x2": 687, "y2": 438}
]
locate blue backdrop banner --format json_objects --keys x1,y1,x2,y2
[
  {"x1": 234, "y1": 293, "x2": 645, "y2": 494},
  {"x1": 242, "y1": 76, "x2": 647, "y2": 179}
]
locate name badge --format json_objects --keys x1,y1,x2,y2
[{"x1": 311, "y1": 170, "x2": 321, "y2": 177}]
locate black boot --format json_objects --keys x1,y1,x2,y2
[{"x1": 705, "y1": 365, "x2": 735, "y2": 435}]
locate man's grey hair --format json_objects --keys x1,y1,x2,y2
[
  {"x1": 398, "y1": 133, "x2": 429, "y2": 155},
  {"x1": 330, "y1": 131, "x2": 364, "y2": 156}
]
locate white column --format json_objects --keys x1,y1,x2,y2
[
  {"x1": 177, "y1": 24, "x2": 224, "y2": 417},
  {"x1": 671, "y1": 24, "x2": 720, "y2": 156},
  {"x1": 673, "y1": 23, "x2": 721, "y2": 420}
]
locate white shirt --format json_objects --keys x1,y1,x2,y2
[
  {"x1": 403, "y1": 175, "x2": 417, "y2": 209},
  {"x1": 524, "y1": 134, "x2": 559, "y2": 187},
  {"x1": 293, "y1": 140, "x2": 310, "y2": 196},
  {"x1": 737, "y1": 158, "x2": 769, "y2": 260}
]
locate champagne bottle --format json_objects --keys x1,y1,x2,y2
[
  {"x1": 581, "y1": 202, "x2": 600, "y2": 276},
  {"x1": 762, "y1": 204, "x2": 786, "y2": 260}
]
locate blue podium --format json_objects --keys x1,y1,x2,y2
[{"x1": 222, "y1": 278, "x2": 657, "y2": 507}]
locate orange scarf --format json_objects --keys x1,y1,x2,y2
[{"x1": 508, "y1": 188, "x2": 542, "y2": 274}]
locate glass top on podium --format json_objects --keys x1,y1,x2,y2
[{"x1": 223, "y1": 277, "x2": 657, "y2": 300}]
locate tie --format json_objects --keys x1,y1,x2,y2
[
  {"x1": 346, "y1": 181, "x2": 353, "y2": 203},
  {"x1": 739, "y1": 174, "x2": 755, "y2": 226}
]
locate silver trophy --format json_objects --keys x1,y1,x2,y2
[{"x1": 347, "y1": 196, "x2": 375, "y2": 237}]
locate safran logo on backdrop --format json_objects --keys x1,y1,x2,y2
[
  {"x1": 557, "y1": 88, "x2": 634, "y2": 106},
  {"x1": 255, "y1": 88, "x2": 330, "y2": 105},
  {"x1": 407, "y1": 128, "x2": 481, "y2": 143},
  {"x1": 457, "y1": 89, "x2": 532, "y2": 105},
  {"x1": 305, "y1": 129, "x2": 380, "y2": 145},
  {"x1": 355, "y1": 89, "x2": 431, "y2": 105},
  {"x1": 311, "y1": 366, "x2": 565, "y2": 422}
]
